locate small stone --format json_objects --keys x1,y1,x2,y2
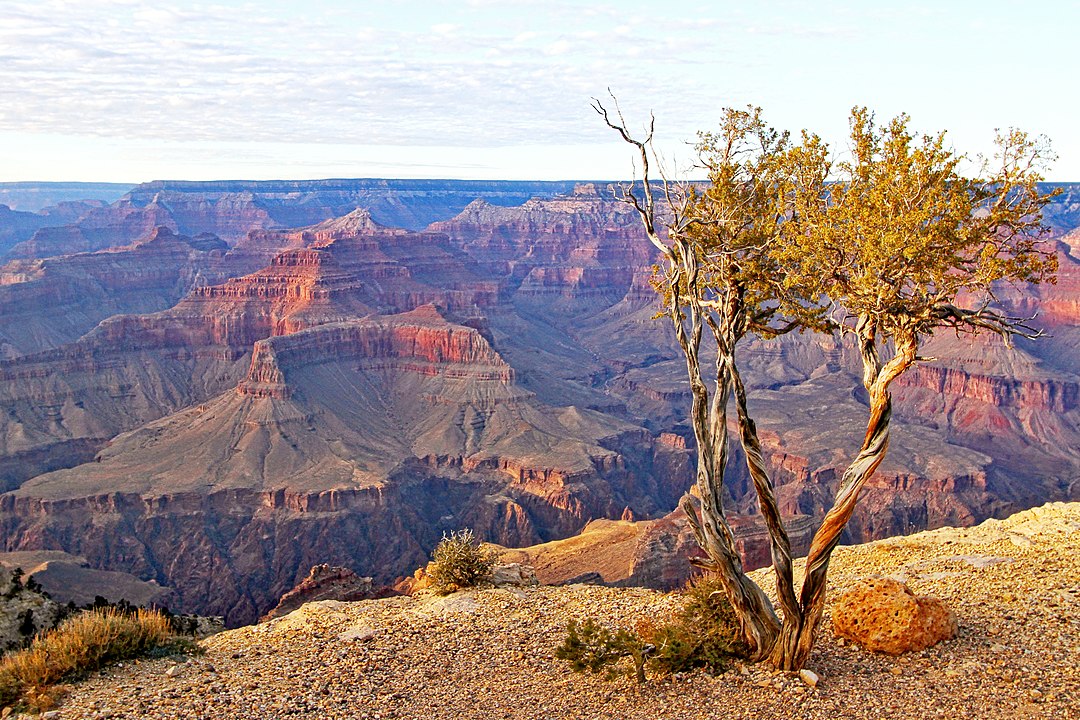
[
  {"x1": 890, "y1": 666, "x2": 903, "y2": 676},
  {"x1": 165, "y1": 665, "x2": 181, "y2": 678},
  {"x1": 799, "y1": 668, "x2": 819, "y2": 688},
  {"x1": 944, "y1": 669, "x2": 960, "y2": 678},
  {"x1": 490, "y1": 563, "x2": 539, "y2": 587},
  {"x1": 338, "y1": 626, "x2": 382, "y2": 642},
  {"x1": 1028, "y1": 689, "x2": 1043, "y2": 700},
  {"x1": 42, "y1": 712, "x2": 61, "y2": 719}
]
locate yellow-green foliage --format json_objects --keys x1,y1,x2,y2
[
  {"x1": 783, "y1": 108, "x2": 1058, "y2": 348},
  {"x1": 555, "y1": 618, "x2": 653, "y2": 683},
  {"x1": 0, "y1": 608, "x2": 173, "y2": 710},
  {"x1": 427, "y1": 529, "x2": 498, "y2": 595}
]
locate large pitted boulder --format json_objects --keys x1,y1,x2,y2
[{"x1": 832, "y1": 577, "x2": 957, "y2": 654}]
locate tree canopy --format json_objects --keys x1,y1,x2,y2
[{"x1": 597, "y1": 96, "x2": 1057, "y2": 670}]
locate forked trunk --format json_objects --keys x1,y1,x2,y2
[
  {"x1": 762, "y1": 328, "x2": 913, "y2": 670},
  {"x1": 767, "y1": 616, "x2": 811, "y2": 670}
]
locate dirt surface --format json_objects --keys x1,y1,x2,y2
[{"x1": 46, "y1": 502, "x2": 1080, "y2": 719}]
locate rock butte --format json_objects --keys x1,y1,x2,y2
[{"x1": 0, "y1": 179, "x2": 1077, "y2": 624}]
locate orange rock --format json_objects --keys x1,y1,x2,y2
[{"x1": 831, "y1": 577, "x2": 957, "y2": 654}]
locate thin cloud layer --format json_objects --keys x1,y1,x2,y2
[
  {"x1": 1, "y1": 0, "x2": 1076, "y2": 180},
  {"x1": 0, "y1": 1, "x2": 851, "y2": 148}
]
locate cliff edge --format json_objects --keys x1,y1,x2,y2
[{"x1": 52, "y1": 502, "x2": 1078, "y2": 719}]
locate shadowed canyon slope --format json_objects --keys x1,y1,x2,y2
[{"x1": 0, "y1": 179, "x2": 1078, "y2": 624}]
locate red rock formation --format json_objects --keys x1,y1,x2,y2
[
  {"x1": 895, "y1": 364, "x2": 1077, "y2": 413},
  {"x1": 0, "y1": 227, "x2": 233, "y2": 358},
  {"x1": 430, "y1": 185, "x2": 656, "y2": 313},
  {"x1": 1, "y1": 308, "x2": 681, "y2": 624},
  {"x1": 261, "y1": 564, "x2": 378, "y2": 622}
]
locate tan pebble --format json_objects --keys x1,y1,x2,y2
[
  {"x1": 890, "y1": 666, "x2": 903, "y2": 676},
  {"x1": 1029, "y1": 689, "x2": 1043, "y2": 700},
  {"x1": 799, "y1": 669, "x2": 819, "y2": 688}
]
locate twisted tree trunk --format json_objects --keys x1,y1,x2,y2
[
  {"x1": 665, "y1": 245, "x2": 780, "y2": 659},
  {"x1": 765, "y1": 319, "x2": 916, "y2": 669}
]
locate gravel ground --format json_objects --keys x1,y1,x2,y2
[{"x1": 47, "y1": 502, "x2": 1080, "y2": 719}]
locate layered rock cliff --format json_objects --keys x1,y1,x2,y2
[
  {"x1": 0, "y1": 227, "x2": 231, "y2": 358},
  {"x1": 3, "y1": 179, "x2": 589, "y2": 260},
  {"x1": 1, "y1": 183, "x2": 1078, "y2": 626},
  {"x1": 2, "y1": 309, "x2": 679, "y2": 624}
]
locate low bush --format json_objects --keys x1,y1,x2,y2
[
  {"x1": 555, "y1": 573, "x2": 747, "y2": 683},
  {"x1": 556, "y1": 618, "x2": 654, "y2": 683},
  {"x1": 649, "y1": 574, "x2": 748, "y2": 674},
  {"x1": 427, "y1": 529, "x2": 498, "y2": 595},
  {"x1": 0, "y1": 608, "x2": 176, "y2": 711}
]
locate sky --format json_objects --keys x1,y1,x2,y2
[{"x1": 1, "y1": 0, "x2": 1077, "y2": 183}]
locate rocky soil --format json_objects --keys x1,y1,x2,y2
[{"x1": 36, "y1": 503, "x2": 1080, "y2": 719}]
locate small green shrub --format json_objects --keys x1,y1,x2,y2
[
  {"x1": 555, "y1": 574, "x2": 748, "y2": 683},
  {"x1": 556, "y1": 618, "x2": 653, "y2": 683},
  {"x1": 0, "y1": 607, "x2": 177, "y2": 711},
  {"x1": 650, "y1": 574, "x2": 748, "y2": 674},
  {"x1": 427, "y1": 528, "x2": 498, "y2": 595}
]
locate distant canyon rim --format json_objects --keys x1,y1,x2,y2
[{"x1": 0, "y1": 179, "x2": 1078, "y2": 626}]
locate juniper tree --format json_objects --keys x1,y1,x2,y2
[
  {"x1": 596, "y1": 96, "x2": 1056, "y2": 670},
  {"x1": 770, "y1": 109, "x2": 1057, "y2": 668}
]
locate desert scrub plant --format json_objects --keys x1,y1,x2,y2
[
  {"x1": 649, "y1": 574, "x2": 748, "y2": 675},
  {"x1": 427, "y1": 528, "x2": 498, "y2": 595},
  {"x1": 555, "y1": 618, "x2": 654, "y2": 683},
  {"x1": 0, "y1": 607, "x2": 175, "y2": 711},
  {"x1": 556, "y1": 575, "x2": 747, "y2": 683}
]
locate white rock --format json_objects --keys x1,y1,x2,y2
[{"x1": 798, "y1": 668, "x2": 819, "y2": 688}]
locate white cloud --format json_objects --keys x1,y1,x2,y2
[{"x1": 0, "y1": 0, "x2": 1075, "y2": 180}]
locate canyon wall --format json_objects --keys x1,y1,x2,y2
[{"x1": 0, "y1": 180, "x2": 1077, "y2": 623}]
